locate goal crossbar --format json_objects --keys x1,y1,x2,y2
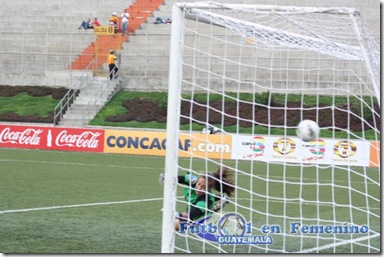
[
  {"x1": 181, "y1": 1, "x2": 379, "y2": 103},
  {"x1": 185, "y1": 8, "x2": 363, "y2": 61},
  {"x1": 177, "y1": 2, "x2": 357, "y2": 14}
]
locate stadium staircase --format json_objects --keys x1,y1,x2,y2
[
  {"x1": 59, "y1": 77, "x2": 121, "y2": 127},
  {"x1": 58, "y1": 0, "x2": 165, "y2": 127},
  {"x1": 70, "y1": 0, "x2": 165, "y2": 71}
]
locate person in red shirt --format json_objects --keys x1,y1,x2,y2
[{"x1": 90, "y1": 18, "x2": 100, "y2": 28}]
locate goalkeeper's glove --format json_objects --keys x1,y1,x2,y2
[
  {"x1": 159, "y1": 173, "x2": 165, "y2": 185},
  {"x1": 211, "y1": 194, "x2": 229, "y2": 212}
]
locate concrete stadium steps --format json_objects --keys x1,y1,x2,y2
[
  {"x1": 4, "y1": 0, "x2": 151, "y2": 44},
  {"x1": 119, "y1": 0, "x2": 212, "y2": 90},
  {"x1": 116, "y1": 0, "x2": 379, "y2": 92},
  {"x1": 0, "y1": 38, "x2": 93, "y2": 52},
  {"x1": 0, "y1": 32, "x2": 95, "y2": 72},
  {"x1": 0, "y1": 55, "x2": 72, "y2": 74},
  {"x1": 70, "y1": 34, "x2": 127, "y2": 70},
  {"x1": 0, "y1": 0, "x2": 134, "y2": 72},
  {"x1": 59, "y1": 77, "x2": 121, "y2": 127},
  {"x1": 0, "y1": 0, "x2": 131, "y2": 11},
  {"x1": 119, "y1": 0, "x2": 257, "y2": 90},
  {"x1": 0, "y1": 0, "x2": 379, "y2": 93},
  {"x1": 121, "y1": 32, "x2": 260, "y2": 53},
  {"x1": 0, "y1": 0, "x2": 135, "y2": 33},
  {"x1": 70, "y1": 0, "x2": 165, "y2": 70},
  {"x1": 118, "y1": 0, "x2": 176, "y2": 81}
]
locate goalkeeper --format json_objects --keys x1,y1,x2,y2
[{"x1": 172, "y1": 166, "x2": 235, "y2": 231}]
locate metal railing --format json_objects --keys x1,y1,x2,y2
[
  {"x1": 53, "y1": 59, "x2": 95, "y2": 125},
  {"x1": 82, "y1": 70, "x2": 121, "y2": 123}
]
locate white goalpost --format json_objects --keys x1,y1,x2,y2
[{"x1": 162, "y1": 2, "x2": 380, "y2": 253}]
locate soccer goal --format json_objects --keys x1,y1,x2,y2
[{"x1": 161, "y1": 2, "x2": 380, "y2": 253}]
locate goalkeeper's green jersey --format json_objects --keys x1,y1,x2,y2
[{"x1": 180, "y1": 174, "x2": 215, "y2": 221}]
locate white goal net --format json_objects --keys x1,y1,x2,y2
[{"x1": 161, "y1": 2, "x2": 380, "y2": 253}]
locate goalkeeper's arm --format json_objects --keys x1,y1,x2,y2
[
  {"x1": 159, "y1": 173, "x2": 198, "y2": 186},
  {"x1": 176, "y1": 206, "x2": 203, "y2": 221},
  {"x1": 175, "y1": 206, "x2": 204, "y2": 231},
  {"x1": 178, "y1": 174, "x2": 198, "y2": 186}
]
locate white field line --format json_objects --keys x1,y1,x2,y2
[
  {"x1": 0, "y1": 159, "x2": 379, "y2": 212},
  {"x1": 1, "y1": 196, "x2": 378, "y2": 217},
  {"x1": 0, "y1": 159, "x2": 154, "y2": 170},
  {"x1": 0, "y1": 197, "x2": 164, "y2": 214},
  {"x1": 0, "y1": 159, "x2": 377, "y2": 186}
]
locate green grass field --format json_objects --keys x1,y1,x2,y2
[{"x1": 0, "y1": 148, "x2": 380, "y2": 253}]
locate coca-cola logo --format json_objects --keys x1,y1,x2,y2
[
  {"x1": 0, "y1": 127, "x2": 42, "y2": 145},
  {"x1": 55, "y1": 130, "x2": 101, "y2": 148}
]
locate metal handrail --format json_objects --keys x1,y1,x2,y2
[
  {"x1": 53, "y1": 59, "x2": 95, "y2": 125},
  {"x1": 82, "y1": 70, "x2": 121, "y2": 124}
]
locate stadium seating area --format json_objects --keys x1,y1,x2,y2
[
  {"x1": 70, "y1": 0, "x2": 165, "y2": 71},
  {"x1": 0, "y1": 0, "x2": 379, "y2": 90},
  {"x1": 0, "y1": 0, "x2": 129, "y2": 32}
]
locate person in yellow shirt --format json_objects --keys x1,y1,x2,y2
[
  {"x1": 108, "y1": 50, "x2": 118, "y2": 80},
  {"x1": 108, "y1": 12, "x2": 118, "y2": 33}
]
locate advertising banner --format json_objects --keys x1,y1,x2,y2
[
  {"x1": 0, "y1": 125, "x2": 45, "y2": 149},
  {"x1": 0, "y1": 124, "x2": 378, "y2": 168},
  {"x1": 369, "y1": 141, "x2": 380, "y2": 168},
  {"x1": 0, "y1": 125, "x2": 104, "y2": 152},
  {"x1": 329, "y1": 139, "x2": 370, "y2": 167},
  {"x1": 232, "y1": 135, "x2": 372, "y2": 167},
  {"x1": 104, "y1": 130, "x2": 232, "y2": 159},
  {"x1": 45, "y1": 127, "x2": 104, "y2": 152},
  {"x1": 179, "y1": 132, "x2": 232, "y2": 159}
]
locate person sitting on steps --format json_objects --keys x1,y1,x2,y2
[
  {"x1": 78, "y1": 18, "x2": 92, "y2": 30},
  {"x1": 90, "y1": 17, "x2": 100, "y2": 28}
]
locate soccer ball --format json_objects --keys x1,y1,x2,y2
[
  {"x1": 220, "y1": 215, "x2": 245, "y2": 236},
  {"x1": 296, "y1": 120, "x2": 320, "y2": 142}
]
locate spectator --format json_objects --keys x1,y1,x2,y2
[
  {"x1": 171, "y1": 167, "x2": 235, "y2": 231},
  {"x1": 108, "y1": 49, "x2": 119, "y2": 80},
  {"x1": 120, "y1": 9, "x2": 130, "y2": 36},
  {"x1": 90, "y1": 17, "x2": 100, "y2": 28},
  {"x1": 154, "y1": 17, "x2": 164, "y2": 24},
  {"x1": 108, "y1": 12, "x2": 118, "y2": 33},
  {"x1": 154, "y1": 17, "x2": 172, "y2": 24},
  {"x1": 164, "y1": 17, "x2": 172, "y2": 24},
  {"x1": 78, "y1": 18, "x2": 92, "y2": 30}
]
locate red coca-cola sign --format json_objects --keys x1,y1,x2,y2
[
  {"x1": 0, "y1": 125, "x2": 104, "y2": 152},
  {"x1": 49, "y1": 129, "x2": 103, "y2": 152},
  {"x1": 0, "y1": 126, "x2": 43, "y2": 148}
]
